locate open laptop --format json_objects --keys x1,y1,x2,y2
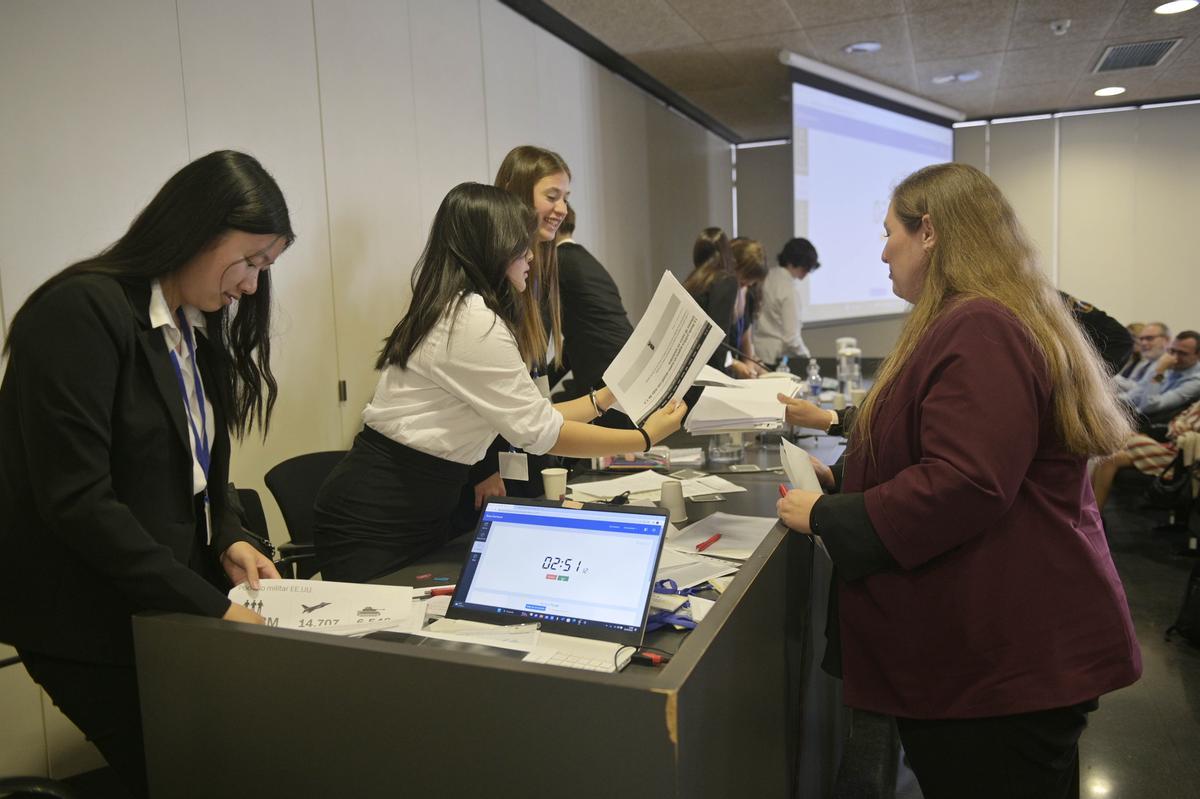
[{"x1": 445, "y1": 497, "x2": 670, "y2": 673}]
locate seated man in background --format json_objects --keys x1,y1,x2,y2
[
  {"x1": 553, "y1": 204, "x2": 633, "y2": 400},
  {"x1": 1125, "y1": 330, "x2": 1200, "y2": 426},
  {"x1": 754, "y1": 237, "x2": 819, "y2": 368},
  {"x1": 1116, "y1": 321, "x2": 1170, "y2": 391}
]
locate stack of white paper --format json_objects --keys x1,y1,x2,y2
[
  {"x1": 567, "y1": 469, "x2": 745, "y2": 502},
  {"x1": 685, "y1": 381, "x2": 802, "y2": 434},
  {"x1": 655, "y1": 547, "x2": 739, "y2": 589}
]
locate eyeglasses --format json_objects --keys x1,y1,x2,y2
[
  {"x1": 1137, "y1": 334, "x2": 1166, "y2": 342},
  {"x1": 1168, "y1": 347, "x2": 1196, "y2": 357}
]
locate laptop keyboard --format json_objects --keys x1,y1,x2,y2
[{"x1": 524, "y1": 650, "x2": 618, "y2": 673}]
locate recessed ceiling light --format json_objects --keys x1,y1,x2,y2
[
  {"x1": 932, "y1": 74, "x2": 957, "y2": 84},
  {"x1": 956, "y1": 70, "x2": 982, "y2": 82},
  {"x1": 1154, "y1": 1, "x2": 1198, "y2": 14},
  {"x1": 1094, "y1": 86, "x2": 1127, "y2": 96},
  {"x1": 842, "y1": 41, "x2": 882, "y2": 54}
]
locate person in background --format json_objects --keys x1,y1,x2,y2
[
  {"x1": 730, "y1": 237, "x2": 770, "y2": 377},
  {"x1": 1092, "y1": 400, "x2": 1200, "y2": 509},
  {"x1": 1115, "y1": 321, "x2": 1170, "y2": 392},
  {"x1": 753, "y1": 236, "x2": 819, "y2": 368},
  {"x1": 1124, "y1": 330, "x2": 1200, "y2": 424},
  {"x1": 683, "y1": 227, "x2": 762, "y2": 378},
  {"x1": 554, "y1": 203, "x2": 633, "y2": 400},
  {"x1": 0, "y1": 151, "x2": 291, "y2": 797},
  {"x1": 775, "y1": 162, "x2": 1140, "y2": 799},
  {"x1": 1115, "y1": 322, "x2": 1145, "y2": 379},
  {"x1": 1060, "y1": 292, "x2": 1132, "y2": 374},
  {"x1": 313, "y1": 183, "x2": 685, "y2": 584}
]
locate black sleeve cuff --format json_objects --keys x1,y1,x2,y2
[{"x1": 810, "y1": 493, "x2": 895, "y2": 582}]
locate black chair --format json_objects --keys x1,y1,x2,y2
[
  {"x1": 0, "y1": 655, "x2": 82, "y2": 799},
  {"x1": 263, "y1": 451, "x2": 346, "y2": 579}
]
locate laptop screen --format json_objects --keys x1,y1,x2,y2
[{"x1": 446, "y1": 498, "x2": 669, "y2": 645}]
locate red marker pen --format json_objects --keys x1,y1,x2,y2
[
  {"x1": 696, "y1": 533, "x2": 721, "y2": 552},
  {"x1": 779, "y1": 483, "x2": 789, "y2": 498}
]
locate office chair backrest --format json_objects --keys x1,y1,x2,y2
[
  {"x1": 263, "y1": 451, "x2": 346, "y2": 545},
  {"x1": 235, "y1": 487, "x2": 270, "y2": 540}
]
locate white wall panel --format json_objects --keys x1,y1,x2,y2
[
  {"x1": 480, "y1": 1, "x2": 541, "y2": 178},
  {"x1": 988, "y1": 119, "x2": 1056, "y2": 279},
  {"x1": 0, "y1": 0, "x2": 188, "y2": 349},
  {"x1": 314, "y1": 0, "x2": 424, "y2": 441},
  {"x1": 177, "y1": 0, "x2": 341, "y2": 536},
  {"x1": 0, "y1": 646, "x2": 48, "y2": 778},
  {"x1": 408, "y1": 0, "x2": 490, "y2": 232}
]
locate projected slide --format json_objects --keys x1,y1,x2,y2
[{"x1": 792, "y1": 83, "x2": 952, "y2": 322}]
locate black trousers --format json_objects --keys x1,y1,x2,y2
[
  {"x1": 314, "y1": 426, "x2": 469, "y2": 583},
  {"x1": 18, "y1": 650, "x2": 144, "y2": 798},
  {"x1": 895, "y1": 699, "x2": 1097, "y2": 799}
]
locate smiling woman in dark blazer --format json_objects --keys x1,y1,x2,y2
[{"x1": 0, "y1": 150, "x2": 293, "y2": 797}]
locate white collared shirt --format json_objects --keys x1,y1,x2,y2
[
  {"x1": 364, "y1": 294, "x2": 564, "y2": 464},
  {"x1": 149, "y1": 279, "x2": 214, "y2": 496},
  {"x1": 753, "y1": 266, "x2": 809, "y2": 364}
]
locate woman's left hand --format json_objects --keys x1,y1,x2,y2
[
  {"x1": 221, "y1": 541, "x2": 281, "y2": 590},
  {"x1": 777, "y1": 489, "x2": 821, "y2": 535}
]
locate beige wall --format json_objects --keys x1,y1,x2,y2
[
  {"x1": 955, "y1": 104, "x2": 1200, "y2": 337},
  {"x1": 0, "y1": 0, "x2": 732, "y2": 780}
]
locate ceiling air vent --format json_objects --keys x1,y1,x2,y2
[{"x1": 1094, "y1": 39, "x2": 1180, "y2": 72}]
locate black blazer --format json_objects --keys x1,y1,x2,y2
[
  {"x1": 556, "y1": 242, "x2": 633, "y2": 397},
  {"x1": 689, "y1": 272, "x2": 739, "y2": 372},
  {"x1": 0, "y1": 274, "x2": 252, "y2": 663}
]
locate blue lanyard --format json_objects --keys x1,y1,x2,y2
[{"x1": 168, "y1": 308, "x2": 211, "y2": 480}]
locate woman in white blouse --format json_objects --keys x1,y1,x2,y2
[{"x1": 313, "y1": 183, "x2": 686, "y2": 582}]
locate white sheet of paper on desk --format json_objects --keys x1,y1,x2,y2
[
  {"x1": 686, "y1": 595, "x2": 716, "y2": 622},
  {"x1": 655, "y1": 547, "x2": 739, "y2": 589},
  {"x1": 603, "y1": 271, "x2": 723, "y2": 427},
  {"x1": 780, "y1": 438, "x2": 823, "y2": 492},
  {"x1": 227, "y1": 579, "x2": 414, "y2": 635},
  {"x1": 568, "y1": 470, "x2": 744, "y2": 502},
  {"x1": 667, "y1": 512, "x2": 779, "y2": 561},
  {"x1": 422, "y1": 618, "x2": 540, "y2": 652}
]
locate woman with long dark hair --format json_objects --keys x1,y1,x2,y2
[
  {"x1": 0, "y1": 150, "x2": 294, "y2": 796},
  {"x1": 313, "y1": 183, "x2": 685, "y2": 583},
  {"x1": 684, "y1": 227, "x2": 764, "y2": 377},
  {"x1": 776, "y1": 163, "x2": 1139, "y2": 798}
]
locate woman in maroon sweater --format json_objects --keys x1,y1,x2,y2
[{"x1": 777, "y1": 163, "x2": 1140, "y2": 799}]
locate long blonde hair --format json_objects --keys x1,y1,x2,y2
[
  {"x1": 494, "y1": 145, "x2": 568, "y2": 370},
  {"x1": 855, "y1": 163, "x2": 1132, "y2": 459}
]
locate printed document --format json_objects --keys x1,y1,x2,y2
[
  {"x1": 228, "y1": 579, "x2": 418, "y2": 637},
  {"x1": 667, "y1": 512, "x2": 780, "y2": 560},
  {"x1": 604, "y1": 271, "x2": 723, "y2": 426}
]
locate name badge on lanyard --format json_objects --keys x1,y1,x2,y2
[{"x1": 169, "y1": 309, "x2": 213, "y2": 545}]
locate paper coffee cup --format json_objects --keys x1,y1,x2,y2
[
  {"x1": 659, "y1": 478, "x2": 687, "y2": 523},
  {"x1": 542, "y1": 467, "x2": 568, "y2": 501}
]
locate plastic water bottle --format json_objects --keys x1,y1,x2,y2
[
  {"x1": 807, "y1": 358, "x2": 822, "y2": 398},
  {"x1": 775, "y1": 355, "x2": 790, "y2": 375}
]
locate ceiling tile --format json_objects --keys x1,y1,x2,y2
[
  {"x1": 713, "y1": 30, "x2": 816, "y2": 83},
  {"x1": 627, "y1": 44, "x2": 743, "y2": 92},
  {"x1": 908, "y1": 2, "x2": 1016, "y2": 61},
  {"x1": 998, "y1": 41, "x2": 1104, "y2": 87},
  {"x1": 685, "y1": 81, "x2": 793, "y2": 138},
  {"x1": 782, "y1": 0, "x2": 904, "y2": 28},
  {"x1": 665, "y1": 0, "x2": 800, "y2": 43},
  {"x1": 904, "y1": 0, "x2": 997, "y2": 11},
  {"x1": 1008, "y1": 0, "x2": 1123, "y2": 49},
  {"x1": 544, "y1": 0, "x2": 703, "y2": 52},
  {"x1": 1104, "y1": 0, "x2": 1200, "y2": 41},
  {"x1": 913, "y1": 51, "x2": 1003, "y2": 114},
  {"x1": 990, "y1": 81, "x2": 1074, "y2": 115},
  {"x1": 803, "y1": 14, "x2": 915, "y2": 67}
]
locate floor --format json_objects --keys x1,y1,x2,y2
[{"x1": 896, "y1": 476, "x2": 1200, "y2": 799}]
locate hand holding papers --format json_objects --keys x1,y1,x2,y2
[
  {"x1": 604, "y1": 271, "x2": 723, "y2": 426},
  {"x1": 228, "y1": 579, "x2": 419, "y2": 636},
  {"x1": 780, "y1": 438, "x2": 824, "y2": 492},
  {"x1": 685, "y1": 380, "x2": 804, "y2": 434}
]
